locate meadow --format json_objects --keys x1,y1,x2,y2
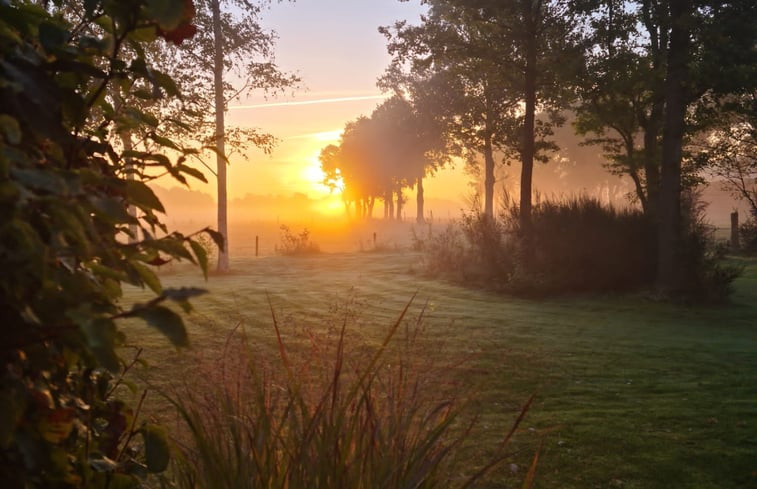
[{"x1": 122, "y1": 232, "x2": 757, "y2": 489}]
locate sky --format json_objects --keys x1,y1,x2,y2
[{"x1": 167, "y1": 0, "x2": 473, "y2": 219}]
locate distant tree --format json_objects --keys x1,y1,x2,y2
[
  {"x1": 320, "y1": 96, "x2": 446, "y2": 222},
  {"x1": 160, "y1": 0, "x2": 298, "y2": 271},
  {"x1": 370, "y1": 96, "x2": 448, "y2": 223},
  {"x1": 381, "y1": 8, "x2": 518, "y2": 218},
  {"x1": 382, "y1": 0, "x2": 582, "y2": 234},
  {"x1": 320, "y1": 118, "x2": 381, "y2": 219}
]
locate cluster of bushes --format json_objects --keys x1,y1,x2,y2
[{"x1": 415, "y1": 194, "x2": 738, "y2": 301}]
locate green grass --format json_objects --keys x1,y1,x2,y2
[{"x1": 121, "y1": 252, "x2": 757, "y2": 489}]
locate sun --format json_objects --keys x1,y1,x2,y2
[{"x1": 302, "y1": 150, "x2": 343, "y2": 196}]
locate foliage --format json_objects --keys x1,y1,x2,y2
[
  {"x1": 275, "y1": 225, "x2": 320, "y2": 255},
  {"x1": 419, "y1": 197, "x2": 657, "y2": 295},
  {"x1": 0, "y1": 1, "x2": 221, "y2": 487},
  {"x1": 418, "y1": 193, "x2": 739, "y2": 299},
  {"x1": 739, "y1": 217, "x2": 757, "y2": 254},
  {"x1": 169, "y1": 300, "x2": 535, "y2": 489},
  {"x1": 319, "y1": 95, "x2": 447, "y2": 221},
  {"x1": 674, "y1": 190, "x2": 743, "y2": 303},
  {"x1": 381, "y1": 0, "x2": 583, "y2": 219}
]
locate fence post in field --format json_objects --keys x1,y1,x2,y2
[
  {"x1": 730, "y1": 211, "x2": 740, "y2": 252},
  {"x1": 256, "y1": 235, "x2": 259, "y2": 257}
]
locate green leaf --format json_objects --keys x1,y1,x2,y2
[
  {"x1": 132, "y1": 262, "x2": 162, "y2": 294},
  {"x1": 176, "y1": 164, "x2": 207, "y2": 183},
  {"x1": 189, "y1": 239, "x2": 208, "y2": 279},
  {"x1": 136, "y1": 306, "x2": 188, "y2": 347},
  {"x1": 125, "y1": 180, "x2": 165, "y2": 213},
  {"x1": 141, "y1": 424, "x2": 170, "y2": 473},
  {"x1": 204, "y1": 228, "x2": 225, "y2": 249},
  {"x1": 145, "y1": 0, "x2": 187, "y2": 31},
  {"x1": 38, "y1": 21, "x2": 67, "y2": 52},
  {"x1": 149, "y1": 132, "x2": 179, "y2": 150},
  {"x1": 128, "y1": 25, "x2": 157, "y2": 43},
  {"x1": 0, "y1": 114, "x2": 21, "y2": 144},
  {"x1": 152, "y1": 70, "x2": 180, "y2": 98}
]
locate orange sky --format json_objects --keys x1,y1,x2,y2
[{"x1": 156, "y1": 1, "x2": 475, "y2": 219}]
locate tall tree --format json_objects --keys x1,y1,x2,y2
[
  {"x1": 161, "y1": 0, "x2": 297, "y2": 271},
  {"x1": 381, "y1": 10, "x2": 518, "y2": 218},
  {"x1": 382, "y1": 0, "x2": 581, "y2": 230}
]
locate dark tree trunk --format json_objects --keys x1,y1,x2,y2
[
  {"x1": 396, "y1": 189, "x2": 403, "y2": 221},
  {"x1": 642, "y1": 103, "x2": 662, "y2": 220},
  {"x1": 211, "y1": 0, "x2": 229, "y2": 272},
  {"x1": 657, "y1": 0, "x2": 691, "y2": 294},
  {"x1": 483, "y1": 131, "x2": 495, "y2": 217},
  {"x1": 385, "y1": 191, "x2": 394, "y2": 220},
  {"x1": 520, "y1": 14, "x2": 537, "y2": 240},
  {"x1": 416, "y1": 175, "x2": 425, "y2": 224}
]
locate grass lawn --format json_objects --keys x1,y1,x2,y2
[{"x1": 121, "y1": 251, "x2": 757, "y2": 489}]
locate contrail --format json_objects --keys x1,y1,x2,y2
[{"x1": 229, "y1": 94, "x2": 390, "y2": 110}]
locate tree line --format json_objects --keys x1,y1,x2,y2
[{"x1": 320, "y1": 0, "x2": 755, "y2": 295}]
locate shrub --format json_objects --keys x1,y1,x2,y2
[
  {"x1": 168, "y1": 300, "x2": 534, "y2": 489},
  {"x1": 739, "y1": 216, "x2": 757, "y2": 254},
  {"x1": 0, "y1": 2, "x2": 215, "y2": 486},
  {"x1": 676, "y1": 190, "x2": 743, "y2": 303},
  {"x1": 517, "y1": 197, "x2": 656, "y2": 294},
  {"x1": 276, "y1": 225, "x2": 321, "y2": 255},
  {"x1": 417, "y1": 196, "x2": 657, "y2": 295}
]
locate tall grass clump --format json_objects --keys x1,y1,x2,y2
[
  {"x1": 168, "y1": 300, "x2": 534, "y2": 489},
  {"x1": 512, "y1": 196, "x2": 656, "y2": 294},
  {"x1": 418, "y1": 192, "x2": 739, "y2": 300},
  {"x1": 418, "y1": 196, "x2": 655, "y2": 295}
]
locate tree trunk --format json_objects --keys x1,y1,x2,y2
[
  {"x1": 211, "y1": 0, "x2": 229, "y2": 272},
  {"x1": 642, "y1": 104, "x2": 662, "y2": 220},
  {"x1": 396, "y1": 189, "x2": 403, "y2": 221},
  {"x1": 385, "y1": 191, "x2": 394, "y2": 220},
  {"x1": 520, "y1": 16, "x2": 537, "y2": 238},
  {"x1": 656, "y1": 0, "x2": 691, "y2": 294},
  {"x1": 416, "y1": 175, "x2": 425, "y2": 224},
  {"x1": 483, "y1": 131, "x2": 495, "y2": 218}
]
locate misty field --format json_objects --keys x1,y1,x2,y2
[{"x1": 123, "y1": 248, "x2": 757, "y2": 489}]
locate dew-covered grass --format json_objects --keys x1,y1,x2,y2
[{"x1": 121, "y1": 251, "x2": 757, "y2": 489}]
